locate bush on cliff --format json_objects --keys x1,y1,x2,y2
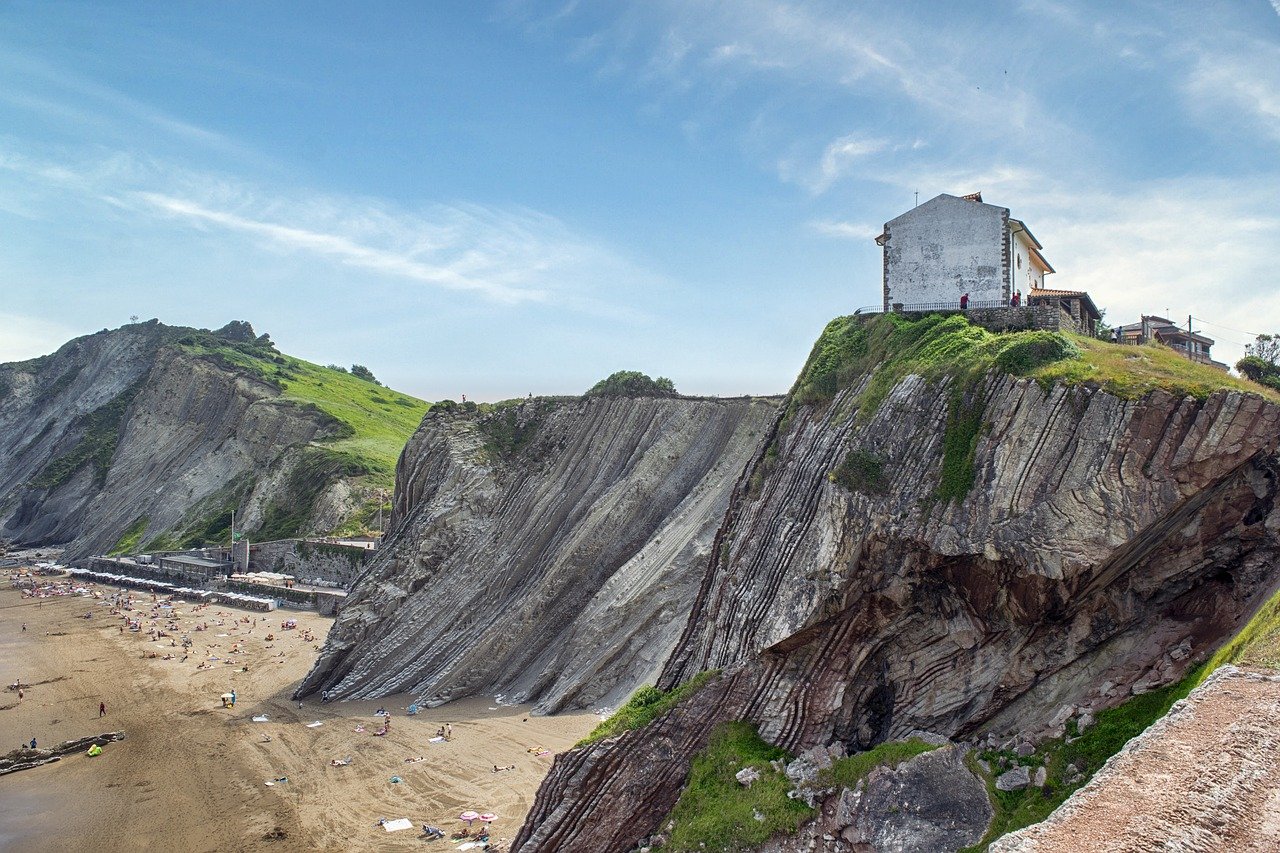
[
  {"x1": 579, "y1": 671, "x2": 718, "y2": 745},
  {"x1": 585, "y1": 370, "x2": 678, "y2": 398}
]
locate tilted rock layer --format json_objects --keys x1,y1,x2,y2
[
  {"x1": 514, "y1": 367, "x2": 1280, "y2": 852},
  {"x1": 297, "y1": 395, "x2": 779, "y2": 713},
  {"x1": 1, "y1": 321, "x2": 364, "y2": 558}
]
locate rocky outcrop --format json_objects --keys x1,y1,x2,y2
[
  {"x1": 0, "y1": 731, "x2": 126, "y2": 776},
  {"x1": 0, "y1": 321, "x2": 375, "y2": 558},
  {"x1": 296, "y1": 394, "x2": 778, "y2": 712},
  {"x1": 758, "y1": 744, "x2": 992, "y2": 853},
  {"x1": 514, "y1": 356, "x2": 1280, "y2": 850}
]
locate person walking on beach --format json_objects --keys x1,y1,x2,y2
[{"x1": 99, "y1": 701, "x2": 106, "y2": 718}]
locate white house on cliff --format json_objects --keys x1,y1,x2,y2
[{"x1": 875, "y1": 192, "x2": 1054, "y2": 311}]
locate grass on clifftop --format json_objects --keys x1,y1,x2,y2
[
  {"x1": 657, "y1": 721, "x2": 812, "y2": 852},
  {"x1": 1033, "y1": 334, "x2": 1280, "y2": 403},
  {"x1": 175, "y1": 335, "x2": 428, "y2": 484},
  {"x1": 579, "y1": 671, "x2": 719, "y2": 745},
  {"x1": 965, "y1": 664, "x2": 1205, "y2": 851},
  {"x1": 794, "y1": 313, "x2": 1279, "y2": 417}
]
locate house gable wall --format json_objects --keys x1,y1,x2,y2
[{"x1": 882, "y1": 194, "x2": 1008, "y2": 309}]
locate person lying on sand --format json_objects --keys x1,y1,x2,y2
[
  {"x1": 404, "y1": 756, "x2": 426, "y2": 763},
  {"x1": 492, "y1": 764, "x2": 515, "y2": 772}
]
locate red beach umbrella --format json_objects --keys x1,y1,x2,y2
[{"x1": 479, "y1": 813, "x2": 497, "y2": 823}]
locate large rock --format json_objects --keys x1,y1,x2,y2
[
  {"x1": 514, "y1": 348, "x2": 1280, "y2": 851},
  {"x1": 296, "y1": 394, "x2": 778, "y2": 712}
]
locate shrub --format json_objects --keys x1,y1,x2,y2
[
  {"x1": 832, "y1": 449, "x2": 886, "y2": 494},
  {"x1": 585, "y1": 370, "x2": 678, "y2": 398},
  {"x1": 350, "y1": 364, "x2": 380, "y2": 385},
  {"x1": 580, "y1": 671, "x2": 718, "y2": 744}
]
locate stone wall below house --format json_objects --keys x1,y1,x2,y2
[
  {"x1": 248, "y1": 539, "x2": 371, "y2": 588},
  {"x1": 898, "y1": 304, "x2": 1065, "y2": 333}
]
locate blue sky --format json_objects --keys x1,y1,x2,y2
[{"x1": 3, "y1": 1, "x2": 1279, "y2": 400}]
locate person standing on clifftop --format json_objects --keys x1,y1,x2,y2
[{"x1": 960, "y1": 292, "x2": 969, "y2": 310}]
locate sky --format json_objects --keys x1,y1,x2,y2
[{"x1": 2, "y1": 1, "x2": 1279, "y2": 400}]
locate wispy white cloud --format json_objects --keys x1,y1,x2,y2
[
  {"x1": 132, "y1": 192, "x2": 547, "y2": 304},
  {"x1": 0, "y1": 145, "x2": 659, "y2": 312},
  {"x1": 0, "y1": 47, "x2": 260, "y2": 162},
  {"x1": 1184, "y1": 47, "x2": 1280, "y2": 142}
]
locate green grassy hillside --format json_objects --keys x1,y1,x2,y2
[{"x1": 173, "y1": 332, "x2": 428, "y2": 485}]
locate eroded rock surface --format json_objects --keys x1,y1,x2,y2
[
  {"x1": 1, "y1": 321, "x2": 367, "y2": 558},
  {"x1": 514, "y1": 367, "x2": 1280, "y2": 852},
  {"x1": 758, "y1": 744, "x2": 991, "y2": 853},
  {"x1": 296, "y1": 395, "x2": 778, "y2": 712}
]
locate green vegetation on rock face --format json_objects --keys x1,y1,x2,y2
[
  {"x1": 476, "y1": 400, "x2": 558, "y2": 461},
  {"x1": 585, "y1": 370, "x2": 677, "y2": 398},
  {"x1": 30, "y1": 381, "x2": 146, "y2": 490},
  {"x1": 937, "y1": 386, "x2": 987, "y2": 503},
  {"x1": 793, "y1": 314, "x2": 1080, "y2": 419},
  {"x1": 658, "y1": 721, "x2": 812, "y2": 852},
  {"x1": 965, "y1": 665, "x2": 1205, "y2": 851},
  {"x1": 109, "y1": 515, "x2": 148, "y2": 555},
  {"x1": 580, "y1": 671, "x2": 719, "y2": 745},
  {"x1": 821, "y1": 737, "x2": 941, "y2": 789},
  {"x1": 174, "y1": 329, "x2": 428, "y2": 484},
  {"x1": 830, "y1": 448, "x2": 886, "y2": 494},
  {"x1": 254, "y1": 448, "x2": 375, "y2": 541},
  {"x1": 1197, "y1": 586, "x2": 1280, "y2": 674}
]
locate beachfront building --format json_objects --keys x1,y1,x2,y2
[
  {"x1": 875, "y1": 192, "x2": 1055, "y2": 312},
  {"x1": 1116, "y1": 315, "x2": 1227, "y2": 370}
]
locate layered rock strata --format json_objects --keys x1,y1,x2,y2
[
  {"x1": 1, "y1": 322, "x2": 358, "y2": 558},
  {"x1": 296, "y1": 395, "x2": 778, "y2": 712},
  {"x1": 514, "y1": 368, "x2": 1280, "y2": 851}
]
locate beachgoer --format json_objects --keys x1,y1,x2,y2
[
  {"x1": 446, "y1": 723, "x2": 452, "y2": 739},
  {"x1": 29, "y1": 738, "x2": 36, "y2": 749},
  {"x1": 99, "y1": 701, "x2": 106, "y2": 717}
]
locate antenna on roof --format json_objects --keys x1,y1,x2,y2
[{"x1": 914, "y1": 191, "x2": 919, "y2": 207}]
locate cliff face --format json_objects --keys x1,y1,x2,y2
[
  {"x1": 514, "y1": 331, "x2": 1280, "y2": 851},
  {"x1": 0, "y1": 321, "x2": 393, "y2": 558},
  {"x1": 296, "y1": 394, "x2": 778, "y2": 713}
]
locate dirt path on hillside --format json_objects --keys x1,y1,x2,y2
[
  {"x1": 0, "y1": 574, "x2": 596, "y2": 851},
  {"x1": 993, "y1": 666, "x2": 1280, "y2": 852}
]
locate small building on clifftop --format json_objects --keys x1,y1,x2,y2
[{"x1": 876, "y1": 192, "x2": 1055, "y2": 312}]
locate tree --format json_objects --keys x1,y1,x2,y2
[
  {"x1": 585, "y1": 370, "x2": 678, "y2": 398},
  {"x1": 350, "y1": 364, "x2": 380, "y2": 385},
  {"x1": 1245, "y1": 334, "x2": 1280, "y2": 366},
  {"x1": 1236, "y1": 334, "x2": 1280, "y2": 391}
]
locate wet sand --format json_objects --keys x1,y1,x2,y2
[{"x1": 0, "y1": 574, "x2": 598, "y2": 851}]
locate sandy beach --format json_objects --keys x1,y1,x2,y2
[{"x1": 0, "y1": 569, "x2": 598, "y2": 851}]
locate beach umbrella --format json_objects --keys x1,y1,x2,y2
[
  {"x1": 459, "y1": 810, "x2": 480, "y2": 826},
  {"x1": 479, "y1": 813, "x2": 496, "y2": 823}
]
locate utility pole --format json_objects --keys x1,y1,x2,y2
[{"x1": 1188, "y1": 314, "x2": 1193, "y2": 334}]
